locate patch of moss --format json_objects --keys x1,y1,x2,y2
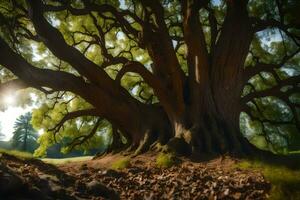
[
  {"x1": 111, "y1": 157, "x2": 131, "y2": 170},
  {"x1": 156, "y1": 153, "x2": 175, "y2": 168},
  {"x1": 236, "y1": 160, "x2": 300, "y2": 200},
  {"x1": 0, "y1": 148, "x2": 33, "y2": 159}
]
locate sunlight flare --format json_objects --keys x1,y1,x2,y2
[{"x1": 3, "y1": 94, "x2": 16, "y2": 105}]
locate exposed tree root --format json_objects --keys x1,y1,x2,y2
[{"x1": 150, "y1": 142, "x2": 168, "y2": 153}]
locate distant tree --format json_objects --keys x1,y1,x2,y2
[{"x1": 11, "y1": 112, "x2": 38, "y2": 152}]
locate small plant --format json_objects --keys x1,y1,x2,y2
[
  {"x1": 156, "y1": 153, "x2": 175, "y2": 168},
  {"x1": 111, "y1": 157, "x2": 130, "y2": 170}
]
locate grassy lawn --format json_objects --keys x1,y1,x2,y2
[
  {"x1": 236, "y1": 159, "x2": 300, "y2": 200},
  {"x1": 0, "y1": 148, "x2": 92, "y2": 165},
  {"x1": 42, "y1": 156, "x2": 93, "y2": 165},
  {"x1": 0, "y1": 148, "x2": 34, "y2": 159}
]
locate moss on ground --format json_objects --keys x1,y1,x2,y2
[
  {"x1": 156, "y1": 153, "x2": 175, "y2": 168},
  {"x1": 111, "y1": 157, "x2": 131, "y2": 170},
  {"x1": 236, "y1": 160, "x2": 300, "y2": 200}
]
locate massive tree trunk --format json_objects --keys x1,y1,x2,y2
[{"x1": 158, "y1": 0, "x2": 255, "y2": 156}]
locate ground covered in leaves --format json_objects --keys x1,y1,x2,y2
[{"x1": 0, "y1": 152, "x2": 271, "y2": 200}]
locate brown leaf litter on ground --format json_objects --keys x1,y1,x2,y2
[
  {"x1": 0, "y1": 152, "x2": 270, "y2": 200},
  {"x1": 0, "y1": 153, "x2": 117, "y2": 200},
  {"x1": 61, "y1": 153, "x2": 271, "y2": 199}
]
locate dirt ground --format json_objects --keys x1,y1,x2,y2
[{"x1": 0, "y1": 152, "x2": 270, "y2": 199}]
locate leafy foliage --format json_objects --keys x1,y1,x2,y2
[{"x1": 31, "y1": 96, "x2": 107, "y2": 157}]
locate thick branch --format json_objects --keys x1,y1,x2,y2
[
  {"x1": 44, "y1": 1, "x2": 140, "y2": 38},
  {"x1": 207, "y1": 7, "x2": 218, "y2": 51},
  {"x1": 48, "y1": 109, "x2": 100, "y2": 133},
  {"x1": 252, "y1": 18, "x2": 300, "y2": 45},
  {"x1": 116, "y1": 61, "x2": 174, "y2": 113},
  {"x1": 211, "y1": 0, "x2": 252, "y2": 87},
  {"x1": 26, "y1": 0, "x2": 118, "y2": 93},
  {"x1": 0, "y1": 35, "x2": 128, "y2": 122},
  {"x1": 244, "y1": 48, "x2": 300, "y2": 80},
  {"x1": 242, "y1": 104, "x2": 294, "y2": 126},
  {"x1": 137, "y1": 0, "x2": 186, "y2": 115},
  {"x1": 49, "y1": 108, "x2": 100, "y2": 142},
  {"x1": 182, "y1": 0, "x2": 210, "y2": 75},
  {"x1": 0, "y1": 36, "x2": 88, "y2": 95},
  {"x1": 241, "y1": 75, "x2": 300, "y2": 103},
  {"x1": 181, "y1": 0, "x2": 212, "y2": 116},
  {"x1": 67, "y1": 118, "x2": 102, "y2": 151}
]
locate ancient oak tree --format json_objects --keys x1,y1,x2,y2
[{"x1": 0, "y1": 0, "x2": 299, "y2": 156}]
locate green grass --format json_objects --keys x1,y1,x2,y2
[
  {"x1": 289, "y1": 150, "x2": 300, "y2": 155},
  {"x1": 156, "y1": 153, "x2": 175, "y2": 168},
  {"x1": 111, "y1": 157, "x2": 131, "y2": 170},
  {"x1": 0, "y1": 148, "x2": 33, "y2": 159},
  {"x1": 0, "y1": 148, "x2": 93, "y2": 165},
  {"x1": 236, "y1": 160, "x2": 300, "y2": 200},
  {"x1": 42, "y1": 156, "x2": 93, "y2": 165}
]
